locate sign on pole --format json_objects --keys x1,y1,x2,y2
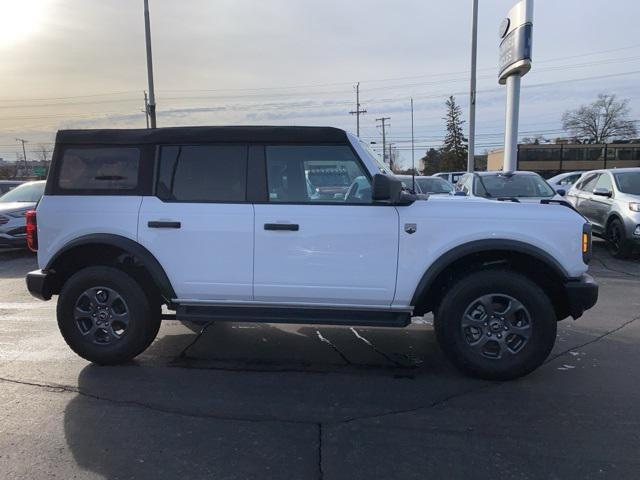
[{"x1": 499, "y1": 0, "x2": 533, "y2": 173}]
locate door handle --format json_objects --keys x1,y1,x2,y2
[
  {"x1": 264, "y1": 223, "x2": 299, "y2": 231},
  {"x1": 148, "y1": 221, "x2": 181, "y2": 229}
]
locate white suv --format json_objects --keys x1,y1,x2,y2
[{"x1": 26, "y1": 126, "x2": 598, "y2": 380}]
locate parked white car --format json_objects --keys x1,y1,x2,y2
[
  {"x1": 547, "y1": 171, "x2": 583, "y2": 194},
  {"x1": 433, "y1": 171, "x2": 466, "y2": 185},
  {"x1": 26, "y1": 126, "x2": 597, "y2": 380},
  {"x1": 455, "y1": 171, "x2": 564, "y2": 203}
]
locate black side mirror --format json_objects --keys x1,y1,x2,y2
[
  {"x1": 454, "y1": 191, "x2": 467, "y2": 196},
  {"x1": 557, "y1": 188, "x2": 566, "y2": 197},
  {"x1": 372, "y1": 174, "x2": 400, "y2": 201}
]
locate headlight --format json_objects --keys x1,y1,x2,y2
[{"x1": 630, "y1": 203, "x2": 640, "y2": 213}]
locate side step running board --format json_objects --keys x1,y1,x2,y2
[{"x1": 175, "y1": 304, "x2": 411, "y2": 328}]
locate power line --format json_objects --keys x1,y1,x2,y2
[{"x1": 1, "y1": 42, "x2": 639, "y2": 104}]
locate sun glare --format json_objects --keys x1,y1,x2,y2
[{"x1": 0, "y1": 0, "x2": 51, "y2": 46}]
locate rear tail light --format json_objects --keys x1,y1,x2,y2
[{"x1": 26, "y1": 210, "x2": 38, "y2": 252}]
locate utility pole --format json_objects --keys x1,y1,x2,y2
[
  {"x1": 15, "y1": 138, "x2": 28, "y2": 177},
  {"x1": 349, "y1": 82, "x2": 367, "y2": 137},
  {"x1": 144, "y1": 0, "x2": 157, "y2": 128},
  {"x1": 411, "y1": 98, "x2": 416, "y2": 191},
  {"x1": 388, "y1": 143, "x2": 394, "y2": 172},
  {"x1": 142, "y1": 91, "x2": 150, "y2": 128},
  {"x1": 468, "y1": 0, "x2": 479, "y2": 172},
  {"x1": 376, "y1": 117, "x2": 391, "y2": 165}
]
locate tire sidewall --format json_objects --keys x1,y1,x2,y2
[
  {"x1": 57, "y1": 266, "x2": 156, "y2": 364},
  {"x1": 607, "y1": 219, "x2": 629, "y2": 258},
  {"x1": 435, "y1": 270, "x2": 557, "y2": 380}
]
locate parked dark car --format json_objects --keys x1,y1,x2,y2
[{"x1": 396, "y1": 175, "x2": 454, "y2": 195}]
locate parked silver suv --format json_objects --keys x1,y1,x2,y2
[
  {"x1": 566, "y1": 168, "x2": 640, "y2": 258},
  {"x1": 0, "y1": 180, "x2": 45, "y2": 248}
]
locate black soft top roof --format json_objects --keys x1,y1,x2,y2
[{"x1": 56, "y1": 126, "x2": 349, "y2": 145}]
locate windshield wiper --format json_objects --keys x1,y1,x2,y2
[{"x1": 475, "y1": 175, "x2": 493, "y2": 198}]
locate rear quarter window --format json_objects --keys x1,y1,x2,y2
[{"x1": 57, "y1": 147, "x2": 140, "y2": 191}]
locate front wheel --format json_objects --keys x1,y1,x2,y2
[
  {"x1": 57, "y1": 266, "x2": 161, "y2": 365},
  {"x1": 434, "y1": 270, "x2": 557, "y2": 380},
  {"x1": 607, "y1": 218, "x2": 632, "y2": 259}
]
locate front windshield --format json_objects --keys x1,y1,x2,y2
[
  {"x1": 416, "y1": 177, "x2": 453, "y2": 194},
  {"x1": 480, "y1": 174, "x2": 555, "y2": 198},
  {"x1": 0, "y1": 182, "x2": 45, "y2": 203},
  {"x1": 614, "y1": 172, "x2": 640, "y2": 195}
]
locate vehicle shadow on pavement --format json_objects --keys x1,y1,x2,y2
[{"x1": 61, "y1": 321, "x2": 478, "y2": 479}]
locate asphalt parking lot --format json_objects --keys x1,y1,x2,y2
[{"x1": 0, "y1": 242, "x2": 639, "y2": 479}]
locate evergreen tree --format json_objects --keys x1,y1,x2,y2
[
  {"x1": 441, "y1": 96, "x2": 468, "y2": 171},
  {"x1": 421, "y1": 148, "x2": 443, "y2": 175}
]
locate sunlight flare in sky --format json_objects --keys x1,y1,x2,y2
[{"x1": 0, "y1": 0, "x2": 52, "y2": 46}]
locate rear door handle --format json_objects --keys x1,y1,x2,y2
[
  {"x1": 148, "y1": 221, "x2": 181, "y2": 229},
  {"x1": 264, "y1": 223, "x2": 299, "y2": 231}
]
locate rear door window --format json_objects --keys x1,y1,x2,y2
[
  {"x1": 594, "y1": 173, "x2": 613, "y2": 192},
  {"x1": 58, "y1": 147, "x2": 140, "y2": 191},
  {"x1": 580, "y1": 174, "x2": 599, "y2": 193},
  {"x1": 157, "y1": 145, "x2": 247, "y2": 202}
]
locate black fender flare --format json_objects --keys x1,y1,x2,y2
[
  {"x1": 410, "y1": 239, "x2": 570, "y2": 308},
  {"x1": 46, "y1": 233, "x2": 176, "y2": 302}
]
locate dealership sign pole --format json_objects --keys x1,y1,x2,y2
[{"x1": 499, "y1": 0, "x2": 533, "y2": 173}]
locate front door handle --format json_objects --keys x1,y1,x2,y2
[
  {"x1": 148, "y1": 221, "x2": 181, "y2": 229},
  {"x1": 264, "y1": 223, "x2": 299, "y2": 231}
]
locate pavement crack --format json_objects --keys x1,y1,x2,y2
[
  {"x1": 316, "y1": 330, "x2": 352, "y2": 365},
  {"x1": 349, "y1": 327, "x2": 409, "y2": 368},
  {"x1": 0, "y1": 375, "x2": 315, "y2": 427},
  {"x1": 336, "y1": 382, "x2": 495, "y2": 425},
  {"x1": 178, "y1": 321, "x2": 214, "y2": 359},
  {"x1": 546, "y1": 314, "x2": 640, "y2": 364}
]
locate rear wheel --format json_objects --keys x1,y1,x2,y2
[
  {"x1": 57, "y1": 266, "x2": 161, "y2": 365},
  {"x1": 434, "y1": 270, "x2": 557, "y2": 380},
  {"x1": 607, "y1": 218, "x2": 632, "y2": 259}
]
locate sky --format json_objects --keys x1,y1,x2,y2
[{"x1": 0, "y1": 0, "x2": 639, "y2": 168}]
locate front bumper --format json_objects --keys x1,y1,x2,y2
[
  {"x1": 26, "y1": 269, "x2": 53, "y2": 301},
  {"x1": 564, "y1": 274, "x2": 598, "y2": 319}
]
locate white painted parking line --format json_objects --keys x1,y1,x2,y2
[{"x1": 0, "y1": 302, "x2": 55, "y2": 310}]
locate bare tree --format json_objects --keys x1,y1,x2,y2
[
  {"x1": 36, "y1": 144, "x2": 51, "y2": 163},
  {"x1": 562, "y1": 94, "x2": 637, "y2": 143},
  {"x1": 520, "y1": 134, "x2": 548, "y2": 144}
]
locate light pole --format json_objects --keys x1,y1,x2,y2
[
  {"x1": 144, "y1": 0, "x2": 157, "y2": 128},
  {"x1": 468, "y1": 0, "x2": 478, "y2": 172}
]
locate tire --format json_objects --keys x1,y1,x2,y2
[
  {"x1": 434, "y1": 269, "x2": 557, "y2": 380},
  {"x1": 607, "y1": 218, "x2": 632, "y2": 259},
  {"x1": 57, "y1": 266, "x2": 161, "y2": 365}
]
